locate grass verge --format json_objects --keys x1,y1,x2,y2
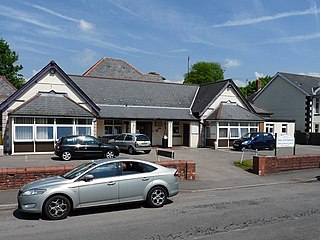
[{"x1": 234, "y1": 159, "x2": 253, "y2": 171}]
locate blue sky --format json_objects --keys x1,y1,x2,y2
[{"x1": 1, "y1": 0, "x2": 320, "y2": 86}]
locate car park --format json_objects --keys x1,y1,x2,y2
[
  {"x1": 54, "y1": 135, "x2": 120, "y2": 161},
  {"x1": 232, "y1": 132, "x2": 276, "y2": 150},
  {"x1": 108, "y1": 133, "x2": 152, "y2": 154},
  {"x1": 17, "y1": 158, "x2": 179, "y2": 220}
]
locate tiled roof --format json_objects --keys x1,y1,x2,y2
[
  {"x1": 70, "y1": 75, "x2": 198, "y2": 109},
  {"x1": 99, "y1": 105, "x2": 196, "y2": 120},
  {"x1": 277, "y1": 72, "x2": 320, "y2": 95},
  {"x1": 83, "y1": 57, "x2": 164, "y2": 82},
  {"x1": 10, "y1": 91, "x2": 94, "y2": 117},
  {"x1": 207, "y1": 103, "x2": 263, "y2": 121},
  {"x1": 0, "y1": 76, "x2": 16, "y2": 104}
]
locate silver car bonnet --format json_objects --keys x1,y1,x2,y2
[{"x1": 20, "y1": 176, "x2": 72, "y2": 191}]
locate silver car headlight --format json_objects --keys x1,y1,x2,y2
[
  {"x1": 242, "y1": 141, "x2": 249, "y2": 144},
  {"x1": 21, "y1": 189, "x2": 47, "y2": 196}
]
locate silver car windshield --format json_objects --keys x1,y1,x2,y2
[{"x1": 62, "y1": 162, "x2": 97, "y2": 179}]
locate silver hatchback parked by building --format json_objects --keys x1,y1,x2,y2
[
  {"x1": 17, "y1": 158, "x2": 179, "y2": 220},
  {"x1": 109, "y1": 133, "x2": 152, "y2": 154}
]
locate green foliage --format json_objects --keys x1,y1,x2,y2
[
  {"x1": 183, "y1": 61, "x2": 224, "y2": 84},
  {"x1": 239, "y1": 75, "x2": 272, "y2": 98},
  {"x1": 234, "y1": 159, "x2": 253, "y2": 171},
  {"x1": 0, "y1": 37, "x2": 25, "y2": 88}
]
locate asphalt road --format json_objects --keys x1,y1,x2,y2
[{"x1": 0, "y1": 180, "x2": 319, "y2": 240}]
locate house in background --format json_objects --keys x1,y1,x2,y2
[
  {"x1": 0, "y1": 57, "x2": 271, "y2": 154},
  {"x1": 253, "y1": 72, "x2": 318, "y2": 134},
  {"x1": 0, "y1": 76, "x2": 16, "y2": 146}
]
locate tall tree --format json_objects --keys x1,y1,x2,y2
[
  {"x1": 0, "y1": 37, "x2": 25, "y2": 88},
  {"x1": 239, "y1": 75, "x2": 272, "y2": 98},
  {"x1": 184, "y1": 61, "x2": 224, "y2": 84}
]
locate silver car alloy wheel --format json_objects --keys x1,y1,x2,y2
[
  {"x1": 105, "y1": 150, "x2": 115, "y2": 159},
  {"x1": 151, "y1": 188, "x2": 166, "y2": 206},
  {"x1": 61, "y1": 151, "x2": 71, "y2": 161},
  {"x1": 47, "y1": 197, "x2": 69, "y2": 219}
]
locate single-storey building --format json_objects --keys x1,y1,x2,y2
[{"x1": 0, "y1": 58, "x2": 275, "y2": 154}]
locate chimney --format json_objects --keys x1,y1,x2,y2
[{"x1": 256, "y1": 79, "x2": 262, "y2": 90}]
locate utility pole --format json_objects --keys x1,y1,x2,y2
[{"x1": 187, "y1": 56, "x2": 190, "y2": 75}]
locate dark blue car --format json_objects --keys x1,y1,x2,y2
[{"x1": 232, "y1": 132, "x2": 275, "y2": 150}]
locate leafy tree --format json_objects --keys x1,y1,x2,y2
[
  {"x1": 239, "y1": 75, "x2": 272, "y2": 98},
  {"x1": 0, "y1": 37, "x2": 24, "y2": 88},
  {"x1": 184, "y1": 61, "x2": 224, "y2": 84}
]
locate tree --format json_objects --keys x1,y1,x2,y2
[
  {"x1": 183, "y1": 61, "x2": 224, "y2": 84},
  {"x1": 0, "y1": 37, "x2": 25, "y2": 88},
  {"x1": 239, "y1": 75, "x2": 272, "y2": 98}
]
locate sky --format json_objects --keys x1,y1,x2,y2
[{"x1": 1, "y1": 0, "x2": 320, "y2": 86}]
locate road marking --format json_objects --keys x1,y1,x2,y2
[{"x1": 0, "y1": 204, "x2": 17, "y2": 210}]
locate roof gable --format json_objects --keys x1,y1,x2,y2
[
  {"x1": 0, "y1": 61, "x2": 99, "y2": 114},
  {"x1": 83, "y1": 57, "x2": 164, "y2": 82},
  {"x1": 10, "y1": 91, "x2": 95, "y2": 117},
  {"x1": 253, "y1": 72, "x2": 320, "y2": 101},
  {"x1": 191, "y1": 79, "x2": 254, "y2": 117}
]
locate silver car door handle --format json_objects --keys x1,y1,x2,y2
[
  {"x1": 142, "y1": 177, "x2": 149, "y2": 181},
  {"x1": 107, "y1": 181, "x2": 116, "y2": 186}
]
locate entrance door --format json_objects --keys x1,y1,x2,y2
[
  {"x1": 136, "y1": 122, "x2": 152, "y2": 142},
  {"x1": 183, "y1": 124, "x2": 190, "y2": 146}
]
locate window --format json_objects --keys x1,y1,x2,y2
[
  {"x1": 316, "y1": 98, "x2": 320, "y2": 114},
  {"x1": 83, "y1": 136, "x2": 100, "y2": 145},
  {"x1": 240, "y1": 128, "x2": 248, "y2": 136},
  {"x1": 76, "y1": 127, "x2": 91, "y2": 135},
  {"x1": 104, "y1": 119, "x2": 122, "y2": 135},
  {"x1": 219, "y1": 128, "x2": 228, "y2": 138},
  {"x1": 230, "y1": 128, "x2": 239, "y2": 138},
  {"x1": 173, "y1": 121, "x2": 180, "y2": 135},
  {"x1": 88, "y1": 163, "x2": 118, "y2": 179},
  {"x1": 121, "y1": 161, "x2": 156, "y2": 175},
  {"x1": 15, "y1": 126, "x2": 33, "y2": 140},
  {"x1": 14, "y1": 117, "x2": 33, "y2": 124},
  {"x1": 57, "y1": 127, "x2": 73, "y2": 139},
  {"x1": 315, "y1": 124, "x2": 319, "y2": 133},
  {"x1": 56, "y1": 118, "x2": 73, "y2": 124},
  {"x1": 76, "y1": 119, "x2": 92, "y2": 125},
  {"x1": 36, "y1": 126, "x2": 53, "y2": 140},
  {"x1": 35, "y1": 118, "x2": 54, "y2": 124},
  {"x1": 282, "y1": 124, "x2": 287, "y2": 134},
  {"x1": 115, "y1": 134, "x2": 126, "y2": 141},
  {"x1": 125, "y1": 135, "x2": 134, "y2": 141},
  {"x1": 266, "y1": 123, "x2": 274, "y2": 133}
]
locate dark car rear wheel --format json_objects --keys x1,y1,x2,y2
[
  {"x1": 104, "y1": 150, "x2": 115, "y2": 158},
  {"x1": 43, "y1": 195, "x2": 71, "y2": 220},
  {"x1": 61, "y1": 151, "x2": 72, "y2": 161},
  {"x1": 269, "y1": 144, "x2": 275, "y2": 150},
  {"x1": 147, "y1": 186, "x2": 167, "y2": 208}
]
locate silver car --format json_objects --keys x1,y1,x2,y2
[
  {"x1": 109, "y1": 133, "x2": 152, "y2": 154},
  {"x1": 17, "y1": 158, "x2": 179, "y2": 220}
]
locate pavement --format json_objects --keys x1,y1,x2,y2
[{"x1": 0, "y1": 145, "x2": 320, "y2": 210}]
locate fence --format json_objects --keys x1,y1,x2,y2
[{"x1": 295, "y1": 131, "x2": 320, "y2": 145}]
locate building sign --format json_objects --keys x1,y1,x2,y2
[{"x1": 277, "y1": 135, "x2": 295, "y2": 147}]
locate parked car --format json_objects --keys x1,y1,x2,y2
[
  {"x1": 17, "y1": 158, "x2": 179, "y2": 220},
  {"x1": 54, "y1": 135, "x2": 120, "y2": 161},
  {"x1": 108, "y1": 133, "x2": 152, "y2": 154},
  {"x1": 232, "y1": 132, "x2": 276, "y2": 150}
]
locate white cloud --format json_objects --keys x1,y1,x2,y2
[
  {"x1": 255, "y1": 72, "x2": 264, "y2": 79},
  {"x1": 212, "y1": 7, "x2": 320, "y2": 28},
  {"x1": 73, "y1": 49, "x2": 98, "y2": 67},
  {"x1": 27, "y1": 3, "x2": 94, "y2": 32},
  {"x1": 224, "y1": 58, "x2": 241, "y2": 68},
  {"x1": 79, "y1": 20, "x2": 94, "y2": 31}
]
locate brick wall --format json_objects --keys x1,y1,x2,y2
[
  {"x1": 253, "y1": 155, "x2": 320, "y2": 176},
  {"x1": 0, "y1": 160, "x2": 196, "y2": 190}
]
